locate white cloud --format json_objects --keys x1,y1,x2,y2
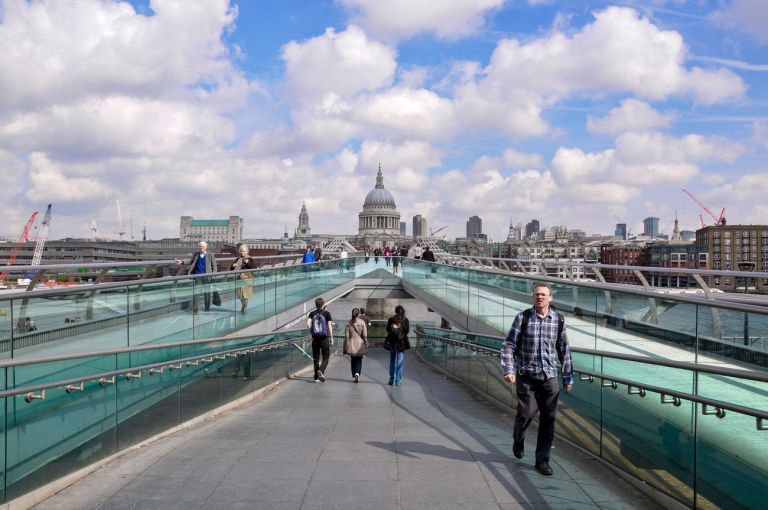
[
  {"x1": 614, "y1": 132, "x2": 744, "y2": 164},
  {"x1": 711, "y1": 0, "x2": 768, "y2": 45},
  {"x1": 25, "y1": 153, "x2": 113, "y2": 202},
  {"x1": 339, "y1": 0, "x2": 503, "y2": 42},
  {"x1": 282, "y1": 26, "x2": 396, "y2": 103},
  {"x1": 587, "y1": 99, "x2": 676, "y2": 135},
  {"x1": 465, "y1": 6, "x2": 744, "y2": 115},
  {"x1": 0, "y1": 0, "x2": 243, "y2": 110},
  {"x1": 754, "y1": 121, "x2": 768, "y2": 149},
  {"x1": 552, "y1": 131, "x2": 743, "y2": 187},
  {"x1": 353, "y1": 88, "x2": 456, "y2": 141},
  {"x1": 472, "y1": 149, "x2": 544, "y2": 172},
  {"x1": 358, "y1": 140, "x2": 442, "y2": 173},
  {"x1": 0, "y1": 96, "x2": 234, "y2": 158}
]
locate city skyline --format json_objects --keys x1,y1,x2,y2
[{"x1": 1, "y1": 0, "x2": 767, "y2": 242}]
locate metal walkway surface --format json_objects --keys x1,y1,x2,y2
[{"x1": 31, "y1": 351, "x2": 664, "y2": 510}]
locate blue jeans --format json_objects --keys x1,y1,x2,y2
[
  {"x1": 350, "y1": 356, "x2": 363, "y2": 376},
  {"x1": 389, "y1": 349, "x2": 404, "y2": 384}
]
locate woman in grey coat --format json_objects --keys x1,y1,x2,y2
[{"x1": 344, "y1": 308, "x2": 368, "y2": 383}]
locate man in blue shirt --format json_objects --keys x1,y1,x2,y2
[
  {"x1": 501, "y1": 284, "x2": 573, "y2": 476},
  {"x1": 301, "y1": 247, "x2": 315, "y2": 264},
  {"x1": 181, "y1": 241, "x2": 218, "y2": 312}
]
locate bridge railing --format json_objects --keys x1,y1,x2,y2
[
  {"x1": 415, "y1": 325, "x2": 768, "y2": 510},
  {"x1": 0, "y1": 331, "x2": 314, "y2": 504},
  {"x1": 0, "y1": 257, "x2": 354, "y2": 358}
]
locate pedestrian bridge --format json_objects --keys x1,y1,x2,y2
[{"x1": 0, "y1": 257, "x2": 765, "y2": 509}]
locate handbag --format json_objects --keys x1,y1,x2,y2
[{"x1": 212, "y1": 290, "x2": 222, "y2": 307}]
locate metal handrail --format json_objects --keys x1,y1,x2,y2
[
  {"x1": 415, "y1": 326, "x2": 768, "y2": 383},
  {"x1": 0, "y1": 332, "x2": 306, "y2": 368},
  {"x1": 0, "y1": 256, "x2": 334, "y2": 300},
  {"x1": 404, "y1": 259, "x2": 768, "y2": 315},
  {"x1": 0, "y1": 253, "x2": 303, "y2": 273},
  {"x1": 441, "y1": 254, "x2": 768, "y2": 279},
  {"x1": 5, "y1": 337, "x2": 308, "y2": 401},
  {"x1": 416, "y1": 331, "x2": 768, "y2": 428}
]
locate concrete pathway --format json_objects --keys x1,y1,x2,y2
[{"x1": 31, "y1": 350, "x2": 664, "y2": 510}]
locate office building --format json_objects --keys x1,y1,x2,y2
[
  {"x1": 643, "y1": 217, "x2": 659, "y2": 238},
  {"x1": 466, "y1": 216, "x2": 483, "y2": 239},
  {"x1": 180, "y1": 216, "x2": 243, "y2": 243}
]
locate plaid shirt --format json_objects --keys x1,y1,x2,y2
[{"x1": 501, "y1": 308, "x2": 574, "y2": 385}]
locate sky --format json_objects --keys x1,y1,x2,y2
[{"x1": 1, "y1": 0, "x2": 767, "y2": 242}]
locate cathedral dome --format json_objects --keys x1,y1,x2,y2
[
  {"x1": 362, "y1": 166, "x2": 396, "y2": 209},
  {"x1": 363, "y1": 187, "x2": 396, "y2": 208},
  {"x1": 358, "y1": 165, "x2": 401, "y2": 237}
]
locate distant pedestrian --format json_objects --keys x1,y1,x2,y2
[
  {"x1": 501, "y1": 284, "x2": 573, "y2": 476},
  {"x1": 339, "y1": 248, "x2": 348, "y2": 272},
  {"x1": 364, "y1": 248, "x2": 370, "y2": 263},
  {"x1": 178, "y1": 241, "x2": 218, "y2": 312},
  {"x1": 421, "y1": 245, "x2": 436, "y2": 278},
  {"x1": 230, "y1": 244, "x2": 257, "y2": 313},
  {"x1": 384, "y1": 246, "x2": 392, "y2": 266},
  {"x1": 307, "y1": 297, "x2": 333, "y2": 382},
  {"x1": 413, "y1": 243, "x2": 423, "y2": 260},
  {"x1": 314, "y1": 244, "x2": 323, "y2": 261},
  {"x1": 25, "y1": 317, "x2": 37, "y2": 332},
  {"x1": 302, "y1": 247, "x2": 315, "y2": 264},
  {"x1": 344, "y1": 308, "x2": 368, "y2": 383},
  {"x1": 392, "y1": 246, "x2": 400, "y2": 275},
  {"x1": 373, "y1": 247, "x2": 380, "y2": 264},
  {"x1": 359, "y1": 307, "x2": 371, "y2": 327},
  {"x1": 385, "y1": 305, "x2": 410, "y2": 386}
]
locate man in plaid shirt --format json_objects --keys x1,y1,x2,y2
[{"x1": 501, "y1": 284, "x2": 573, "y2": 476}]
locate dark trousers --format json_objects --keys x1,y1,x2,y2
[
  {"x1": 513, "y1": 375, "x2": 560, "y2": 465},
  {"x1": 233, "y1": 353, "x2": 251, "y2": 378},
  {"x1": 192, "y1": 276, "x2": 211, "y2": 311},
  {"x1": 350, "y1": 356, "x2": 363, "y2": 376},
  {"x1": 312, "y1": 337, "x2": 330, "y2": 378}
]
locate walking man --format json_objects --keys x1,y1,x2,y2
[
  {"x1": 307, "y1": 297, "x2": 333, "y2": 382},
  {"x1": 180, "y1": 241, "x2": 218, "y2": 312},
  {"x1": 501, "y1": 284, "x2": 573, "y2": 476}
]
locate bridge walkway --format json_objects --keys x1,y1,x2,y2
[{"x1": 31, "y1": 350, "x2": 663, "y2": 510}]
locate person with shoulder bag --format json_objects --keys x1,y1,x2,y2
[
  {"x1": 230, "y1": 244, "x2": 257, "y2": 313},
  {"x1": 385, "y1": 305, "x2": 410, "y2": 386},
  {"x1": 344, "y1": 308, "x2": 368, "y2": 383}
]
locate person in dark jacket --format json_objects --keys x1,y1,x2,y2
[
  {"x1": 385, "y1": 305, "x2": 410, "y2": 386},
  {"x1": 421, "y1": 245, "x2": 436, "y2": 278},
  {"x1": 178, "y1": 241, "x2": 218, "y2": 312}
]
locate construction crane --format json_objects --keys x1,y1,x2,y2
[
  {"x1": 0, "y1": 210, "x2": 40, "y2": 283},
  {"x1": 116, "y1": 200, "x2": 126, "y2": 239},
  {"x1": 682, "y1": 189, "x2": 725, "y2": 226},
  {"x1": 30, "y1": 204, "x2": 52, "y2": 267},
  {"x1": 89, "y1": 218, "x2": 99, "y2": 239},
  {"x1": 429, "y1": 225, "x2": 448, "y2": 237}
]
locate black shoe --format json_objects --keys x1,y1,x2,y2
[
  {"x1": 317, "y1": 370, "x2": 326, "y2": 382},
  {"x1": 512, "y1": 443, "x2": 524, "y2": 459},
  {"x1": 535, "y1": 463, "x2": 553, "y2": 476},
  {"x1": 388, "y1": 379, "x2": 394, "y2": 386}
]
